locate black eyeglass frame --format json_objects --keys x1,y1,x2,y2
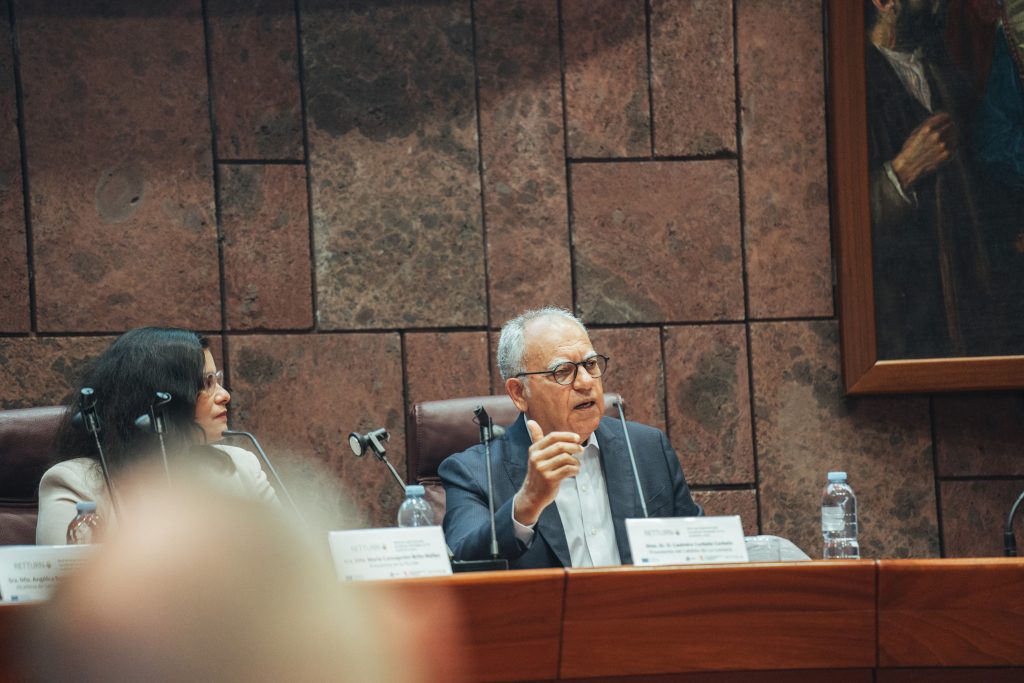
[{"x1": 512, "y1": 354, "x2": 610, "y2": 386}]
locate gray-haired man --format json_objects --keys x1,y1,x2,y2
[{"x1": 439, "y1": 307, "x2": 702, "y2": 569}]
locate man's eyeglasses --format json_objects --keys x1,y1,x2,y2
[
  {"x1": 201, "y1": 370, "x2": 224, "y2": 395},
  {"x1": 514, "y1": 355, "x2": 609, "y2": 386}
]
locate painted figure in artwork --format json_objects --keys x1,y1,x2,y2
[{"x1": 865, "y1": 0, "x2": 1023, "y2": 359}]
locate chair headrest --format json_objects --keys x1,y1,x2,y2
[{"x1": 0, "y1": 406, "x2": 67, "y2": 503}]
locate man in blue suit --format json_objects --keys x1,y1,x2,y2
[{"x1": 439, "y1": 307, "x2": 702, "y2": 569}]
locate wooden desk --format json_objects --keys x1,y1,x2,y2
[
  {"x1": 3, "y1": 559, "x2": 1023, "y2": 682},
  {"x1": 560, "y1": 561, "x2": 875, "y2": 678}
]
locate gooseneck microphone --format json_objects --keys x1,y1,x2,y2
[
  {"x1": 1004, "y1": 489, "x2": 1024, "y2": 556},
  {"x1": 133, "y1": 392, "x2": 173, "y2": 482},
  {"x1": 74, "y1": 388, "x2": 120, "y2": 515},
  {"x1": 348, "y1": 428, "x2": 406, "y2": 492},
  {"x1": 473, "y1": 406, "x2": 502, "y2": 561},
  {"x1": 222, "y1": 429, "x2": 304, "y2": 526},
  {"x1": 614, "y1": 398, "x2": 648, "y2": 518}
]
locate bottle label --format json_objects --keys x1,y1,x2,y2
[{"x1": 821, "y1": 505, "x2": 844, "y2": 532}]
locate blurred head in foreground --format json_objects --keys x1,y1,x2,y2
[{"x1": 29, "y1": 468, "x2": 462, "y2": 683}]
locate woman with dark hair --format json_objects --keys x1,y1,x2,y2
[{"x1": 36, "y1": 327, "x2": 279, "y2": 544}]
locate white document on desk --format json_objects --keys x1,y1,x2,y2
[
  {"x1": 0, "y1": 545, "x2": 94, "y2": 603},
  {"x1": 626, "y1": 515, "x2": 749, "y2": 565},
  {"x1": 328, "y1": 527, "x2": 452, "y2": 581}
]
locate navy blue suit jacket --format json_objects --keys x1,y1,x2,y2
[{"x1": 439, "y1": 413, "x2": 703, "y2": 569}]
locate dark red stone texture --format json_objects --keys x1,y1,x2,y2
[
  {"x1": 750, "y1": 321, "x2": 938, "y2": 558},
  {"x1": 301, "y1": 0, "x2": 486, "y2": 329},
  {"x1": 0, "y1": 336, "x2": 113, "y2": 409},
  {"x1": 572, "y1": 160, "x2": 744, "y2": 323},
  {"x1": 587, "y1": 326, "x2": 666, "y2": 432},
  {"x1": 934, "y1": 393, "x2": 1024, "y2": 476},
  {"x1": 941, "y1": 479, "x2": 1024, "y2": 557},
  {"x1": 17, "y1": 0, "x2": 220, "y2": 332},
  {"x1": 692, "y1": 489, "x2": 758, "y2": 537},
  {"x1": 650, "y1": 0, "x2": 735, "y2": 156},
  {"x1": 475, "y1": 0, "x2": 572, "y2": 324},
  {"x1": 738, "y1": 0, "x2": 832, "y2": 318},
  {"x1": 404, "y1": 330, "x2": 492, "y2": 405},
  {"x1": 664, "y1": 324, "x2": 753, "y2": 485},
  {"x1": 0, "y1": 7, "x2": 28, "y2": 332},
  {"x1": 562, "y1": 0, "x2": 650, "y2": 157},
  {"x1": 207, "y1": 0, "x2": 303, "y2": 160},
  {"x1": 220, "y1": 164, "x2": 313, "y2": 330},
  {"x1": 227, "y1": 333, "x2": 404, "y2": 529}
]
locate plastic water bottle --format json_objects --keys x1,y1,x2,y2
[
  {"x1": 821, "y1": 472, "x2": 859, "y2": 559},
  {"x1": 66, "y1": 501, "x2": 102, "y2": 545},
  {"x1": 397, "y1": 484, "x2": 433, "y2": 527}
]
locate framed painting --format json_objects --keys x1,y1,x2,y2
[{"x1": 828, "y1": 0, "x2": 1024, "y2": 394}]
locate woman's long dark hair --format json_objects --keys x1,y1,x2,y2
[{"x1": 51, "y1": 327, "x2": 220, "y2": 475}]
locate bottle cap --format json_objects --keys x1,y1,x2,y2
[
  {"x1": 827, "y1": 471, "x2": 847, "y2": 483},
  {"x1": 76, "y1": 501, "x2": 98, "y2": 513},
  {"x1": 405, "y1": 484, "x2": 426, "y2": 497}
]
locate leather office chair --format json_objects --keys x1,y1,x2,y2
[
  {"x1": 406, "y1": 393, "x2": 622, "y2": 524},
  {"x1": 0, "y1": 406, "x2": 66, "y2": 545}
]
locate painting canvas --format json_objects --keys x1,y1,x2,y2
[{"x1": 829, "y1": 0, "x2": 1024, "y2": 393}]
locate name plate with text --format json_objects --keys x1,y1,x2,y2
[
  {"x1": 328, "y1": 527, "x2": 453, "y2": 581},
  {"x1": 0, "y1": 545, "x2": 94, "y2": 603},
  {"x1": 626, "y1": 515, "x2": 749, "y2": 565}
]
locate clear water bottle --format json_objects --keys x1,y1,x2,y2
[
  {"x1": 397, "y1": 484, "x2": 433, "y2": 527},
  {"x1": 821, "y1": 472, "x2": 859, "y2": 559},
  {"x1": 66, "y1": 501, "x2": 102, "y2": 545}
]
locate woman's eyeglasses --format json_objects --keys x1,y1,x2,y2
[{"x1": 201, "y1": 370, "x2": 224, "y2": 395}]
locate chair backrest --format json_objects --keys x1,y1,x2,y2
[
  {"x1": 406, "y1": 393, "x2": 622, "y2": 524},
  {"x1": 0, "y1": 406, "x2": 66, "y2": 545}
]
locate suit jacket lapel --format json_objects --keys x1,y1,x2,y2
[
  {"x1": 596, "y1": 417, "x2": 640, "y2": 562},
  {"x1": 502, "y1": 414, "x2": 571, "y2": 568}
]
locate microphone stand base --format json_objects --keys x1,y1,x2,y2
[{"x1": 451, "y1": 558, "x2": 509, "y2": 573}]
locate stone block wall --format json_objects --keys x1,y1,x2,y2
[{"x1": 1, "y1": 0, "x2": 1021, "y2": 555}]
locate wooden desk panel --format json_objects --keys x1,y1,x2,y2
[
  {"x1": 878, "y1": 558, "x2": 1024, "y2": 667},
  {"x1": 378, "y1": 568, "x2": 565, "y2": 683},
  {"x1": 559, "y1": 561, "x2": 876, "y2": 678}
]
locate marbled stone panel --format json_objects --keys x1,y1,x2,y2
[
  {"x1": 207, "y1": 0, "x2": 303, "y2": 160},
  {"x1": 587, "y1": 326, "x2": 665, "y2": 432},
  {"x1": 650, "y1": 0, "x2": 735, "y2": 156},
  {"x1": 0, "y1": 5, "x2": 28, "y2": 332},
  {"x1": 934, "y1": 393, "x2": 1024, "y2": 477},
  {"x1": 572, "y1": 160, "x2": 743, "y2": 323},
  {"x1": 562, "y1": 0, "x2": 649, "y2": 157},
  {"x1": 228, "y1": 333, "x2": 404, "y2": 529},
  {"x1": 750, "y1": 321, "x2": 938, "y2": 559},
  {"x1": 737, "y1": 0, "x2": 832, "y2": 318},
  {"x1": 941, "y1": 479, "x2": 1024, "y2": 557},
  {"x1": 301, "y1": 1, "x2": 486, "y2": 329},
  {"x1": 404, "y1": 330, "x2": 491, "y2": 405},
  {"x1": 220, "y1": 164, "x2": 313, "y2": 330},
  {"x1": 664, "y1": 324, "x2": 753, "y2": 485},
  {"x1": 692, "y1": 489, "x2": 758, "y2": 536},
  {"x1": 475, "y1": 0, "x2": 572, "y2": 324},
  {"x1": 0, "y1": 336, "x2": 113, "y2": 409},
  {"x1": 488, "y1": 329, "x2": 504, "y2": 397},
  {"x1": 17, "y1": 0, "x2": 220, "y2": 332}
]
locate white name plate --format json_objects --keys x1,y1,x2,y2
[
  {"x1": 328, "y1": 527, "x2": 452, "y2": 581},
  {"x1": 0, "y1": 545, "x2": 95, "y2": 603},
  {"x1": 626, "y1": 515, "x2": 749, "y2": 566}
]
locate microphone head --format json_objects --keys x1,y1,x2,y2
[
  {"x1": 79, "y1": 387, "x2": 96, "y2": 409},
  {"x1": 491, "y1": 424, "x2": 506, "y2": 438},
  {"x1": 154, "y1": 391, "x2": 172, "y2": 408},
  {"x1": 348, "y1": 432, "x2": 367, "y2": 457},
  {"x1": 134, "y1": 413, "x2": 153, "y2": 431}
]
